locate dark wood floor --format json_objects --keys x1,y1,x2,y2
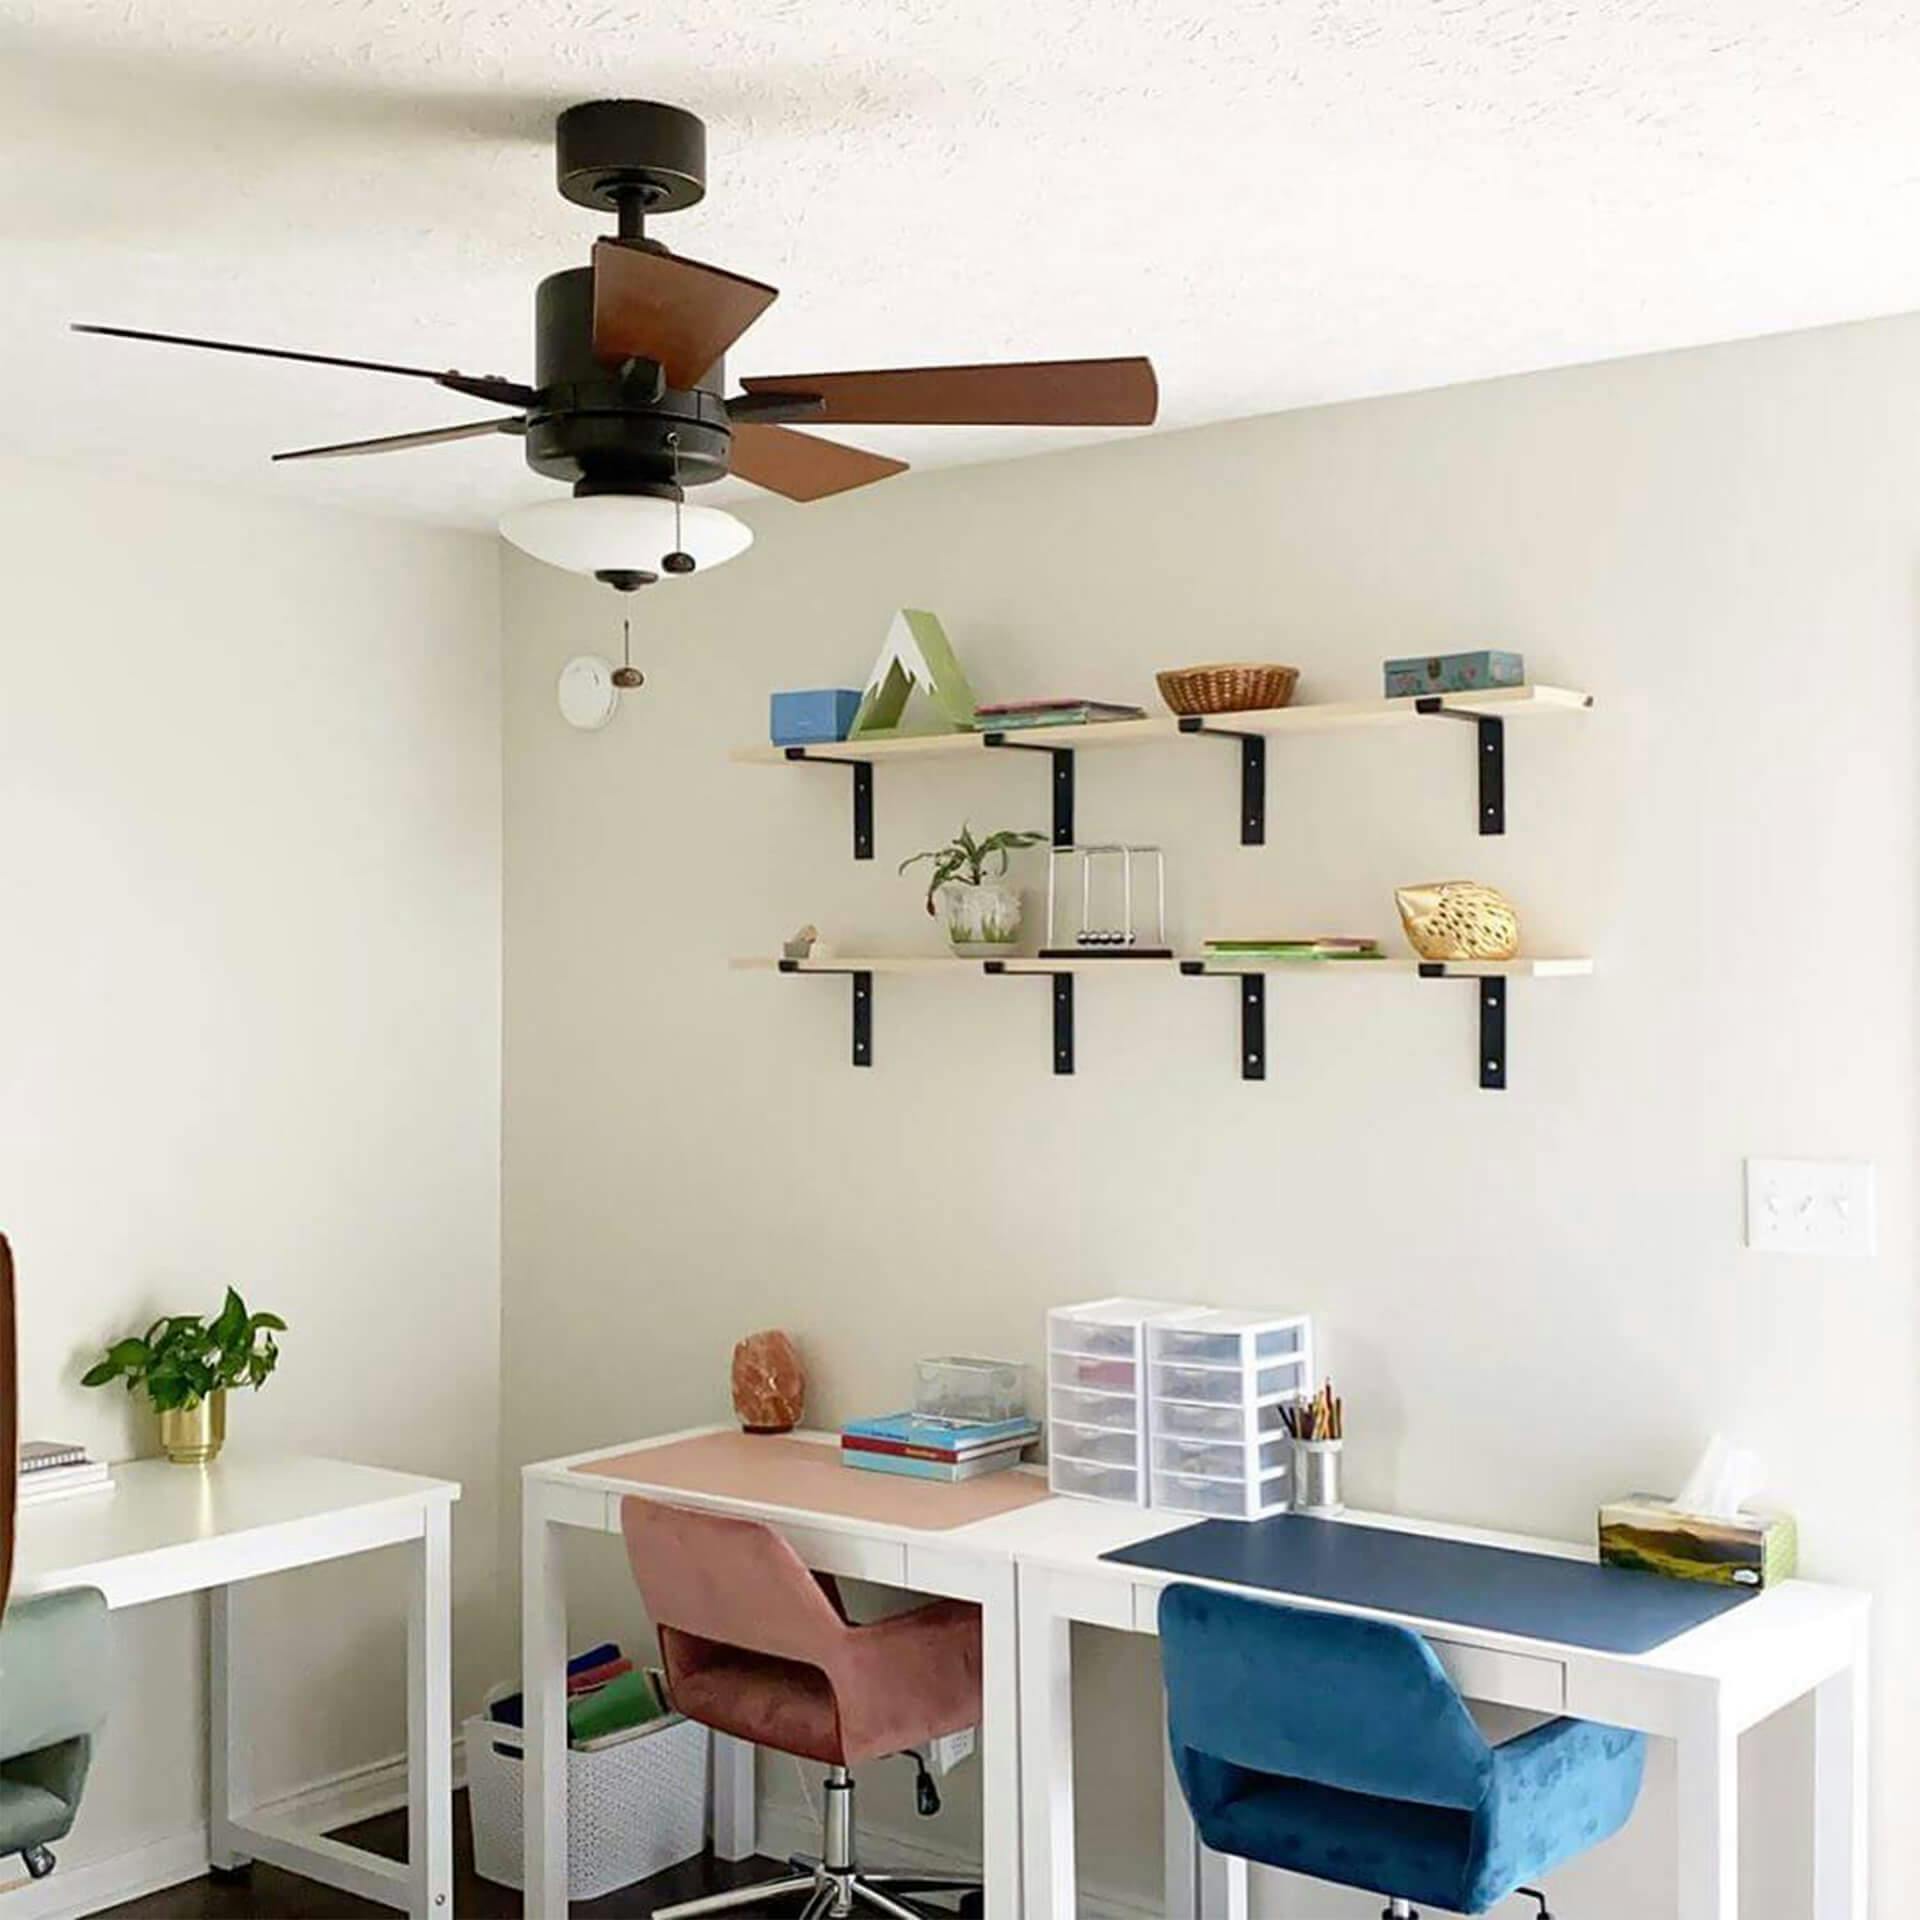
[{"x1": 99, "y1": 1792, "x2": 801, "y2": 1917}]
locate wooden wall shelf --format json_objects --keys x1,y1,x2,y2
[
  {"x1": 733, "y1": 954, "x2": 1592, "y2": 1086},
  {"x1": 734, "y1": 685, "x2": 1593, "y2": 855}
]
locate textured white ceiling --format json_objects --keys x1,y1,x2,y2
[{"x1": 8, "y1": 0, "x2": 1920, "y2": 527}]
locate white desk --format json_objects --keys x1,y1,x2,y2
[
  {"x1": 521, "y1": 1433, "x2": 1871, "y2": 1920},
  {"x1": 10, "y1": 1454, "x2": 459, "y2": 1920},
  {"x1": 521, "y1": 1427, "x2": 1037, "y2": 1920},
  {"x1": 996, "y1": 1497, "x2": 1872, "y2": 1920}
]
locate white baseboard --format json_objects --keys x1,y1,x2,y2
[
  {"x1": 1, "y1": 1736, "x2": 468, "y2": 1920},
  {"x1": 755, "y1": 1795, "x2": 1159, "y2": 1920}
]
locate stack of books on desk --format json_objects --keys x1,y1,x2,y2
[
  {"x1": 18, "y1": 1440, "x2": 111, "y2": 1505},
  {"x1": 840, "y1": 1413, "x2": 1042, "y2": 1482},
  {"x1": 1202, "y1": 936, "x2": 1384, "y2": 962},
  {"x1": 972, "y1": 698, "x2": 1146, "y2": 732}
]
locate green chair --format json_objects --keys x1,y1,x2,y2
[{"x1": 0, "y1": 1234, "x2": 110, "y2": 1881}]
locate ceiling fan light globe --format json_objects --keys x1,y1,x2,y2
[{"x1": 498, "y1": 494, "x2": 751, "y2": 580}]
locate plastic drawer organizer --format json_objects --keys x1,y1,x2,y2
[{"x1": 1047, "y1": 1299, "x2": 1314, "y2": 1520}]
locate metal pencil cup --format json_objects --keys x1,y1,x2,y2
[{"x1": 1296, "y1": 1439, "x2": 1345, "y2": 1517}]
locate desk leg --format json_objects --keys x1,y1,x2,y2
[
  {"x1": 711, "y1": 1735, "x2": 757, "y2": 1861},
  {"x1": 977, "y1": 1558, "x2": 1021, "y2": 1920},
  {"x1": 1813, "y1": 1628, "x2": 1870, "y2": 1920},
  {"x1": 1016, "y1": 1569, "x2": 1076, "y2": 1920},
  {"x1": 407, "y1": 1499, "x2": 453, "y2": 1920},
  {"x1": 207, "y1": 1586, "x2": 252, "y2": 1873},
  {"x1": 1675, "y1": 1711, "x2": 1738, "y2": 1920},
  {"x1": 522, "y1": 1489, "x2": 570, "y2": 1920}
]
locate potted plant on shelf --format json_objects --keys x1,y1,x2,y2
[
  {"x1": 81, "y1": 1288, "x2": 286, "y2": 1464},
  {"x1": 900, "y1": 823, "x2": 1048, "y2": 956}
]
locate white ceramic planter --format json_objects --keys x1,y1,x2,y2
[{"x1": 942, "y1": 882, "x2": 1022, "y2": 957}]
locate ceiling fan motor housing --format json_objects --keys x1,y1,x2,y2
[
  {"x1": 554, "y1": 100, "x2": 706, "y2": 216},
  {"x1": 524, "y1": 267, "x2": 732, "y2": 494}
]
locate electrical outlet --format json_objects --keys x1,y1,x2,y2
[
  {"x1": 930, "y1": 1727, "x2": 975, "y2": 1775},
  {"x1": 1744, "y1": 1159, "x2": 1876, "y2": 1257}
]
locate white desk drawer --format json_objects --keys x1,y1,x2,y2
[
  {"x1": 776, "y1": 1523, "x2": 908, "y2": 1587},
  {"x1": 1430, "y1": 1638, "x2": 1566, "y2": 1714}
]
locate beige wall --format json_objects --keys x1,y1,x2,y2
[
  {"x1": 502, "y1": 309, "x2": 1919, "y2": 1916},
  {"x1": 0, "y1": 461, "x2": 504, "y2": 1886}
]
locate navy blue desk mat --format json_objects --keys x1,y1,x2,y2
[{"x1": 1103, "y1": 1513, "x2": 1755, "y2": 1656}]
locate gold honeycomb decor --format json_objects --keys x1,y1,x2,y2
[{"x1": 1394, "y1": 881, "x2": 1520, "y2": 962}]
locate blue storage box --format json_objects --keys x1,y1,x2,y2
[
  {"x1": 771, "y1": 688, "x2": 862, "y2": 746},
  {"x1": 1383, "y1": 650, "x2": 1525, "y2": 698}
]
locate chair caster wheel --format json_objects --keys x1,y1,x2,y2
[
  {"x1": 22, "y1": 1846, "x2": 56, "y2": 1880},
  {"x1": 208, "y1": 1862, "x2": 253, "y2": 1885}
]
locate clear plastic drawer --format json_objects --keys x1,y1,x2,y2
[
  {"x1": 1153, "y1": 1434, "x2": 1292, "y2": 1478},
  {"x1": 1052, "y1": 1422, "x2": 1138, "y2": 1468},
  {"x1": 1050, "y1": 1456, "x2": 1140, "y2": 1503},
  {"x1": 1049, "y1": 1385, "x2": 1138, "y2": 1431},
  {"x1": 1050, "y1": 1352, "x2": 1138, "y2": 1395}
]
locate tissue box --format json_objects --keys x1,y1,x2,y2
[
  {"x1": 1598, "y1": 1495, "x2": 1798, "y2": 1589},
  {"x1": 771, "y1": 689, "x2": 862, "y2": 747},
  {"x1": 1383, "y1": 650, "x2": 1526, "y2": 698}
]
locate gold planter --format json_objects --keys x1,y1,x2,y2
[{"x1": 158, "y1": 1389, "x2": 227, "y2": 1465}]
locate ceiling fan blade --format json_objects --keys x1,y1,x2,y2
[
  {"x1": 729, "y1": 423, "x2": 908, "y2": 501},
  {"x1": 591, "y1": 241, "x2": 778, "y2": 390},
  {"x1": 272, "y1": 418, "x2": 528, "y2": 463},
  {"x1": 738, "y1": 356, "x2": 1158, "y2": 427},
  {"x1": 71, "y1": 324, "x2": 536, "y2": 409}
]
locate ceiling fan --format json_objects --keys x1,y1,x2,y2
[{"x1": 74, "y1": 99, "x2": 1159, "y2": 593}]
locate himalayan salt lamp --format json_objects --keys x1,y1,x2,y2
[{"x1": 731, "y1": 1329, "x2": 805, "y2": 1434}]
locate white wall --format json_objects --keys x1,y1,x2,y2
[
  {"x1": 501, "y1": 308, "x2": 1919, "y2": 1917},
  {"x1": 0, "y1": 461, "x2": 504, "y2": 1884}
]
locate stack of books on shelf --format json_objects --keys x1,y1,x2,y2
[
  {"x1": 972, "y1": 697, "x2": 1146, "y2": 732},
  {"x1": 1203, "y1": 936, "x2": 1384, "y2": 962},
  {"x1": 18, "y1": 1440, "x2": 111, "y2": 1505},
  {"x1": 840, "y1": 1413, "x2": 1042, "y2": 1482}
]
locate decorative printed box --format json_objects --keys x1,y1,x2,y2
[
  {"x1": 771, "y1": 688, "x2": 862, "y2": 747},
  {"x1": 1598, "y1": 1495, "x2": 1799, "y2": 1590},
  {"x1": 1383, "y1": 650, "x2": 1526, "y2": 698}
]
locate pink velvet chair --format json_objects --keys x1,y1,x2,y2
[{"x1": 622, "y1": 1496, "x2": 984, "y2": 1920}]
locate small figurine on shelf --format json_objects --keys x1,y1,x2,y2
[
  {"x1": 1394, "y1": 881, "x2": 1520, "y2": 962},
  {"x1": 782, "y1": 924, "x2": 820, "y2": 962}
]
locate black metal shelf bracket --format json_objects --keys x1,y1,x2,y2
[
  {"x1": 783, "y1": 748, "x2": 875, "y2": 860},
  {"x1": 1418, "y1": 962, "x2": 1507, "y2": 1090},
  {"x1": 1179, "y1": 961, "x2": 1267, "y2": 1080},
  {"x1": 779, "y1": 960, "x2": 873, "y2": 1067},
  {"x1": 979, "y1": 734, "x2": 1075, "y2": 846},
  {"x1": 1414, "y1": 699, "x2": 1505, "y2": 835},
  {"x1": 1176, "y1": 717, "x2": 1267, "y2": 845},
  {"x1": 983, "y1": 962, "x2": 1075, "y2": 1074}
]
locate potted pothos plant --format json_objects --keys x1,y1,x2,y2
[
  {"x1": 82, "y1": 1288, "x2": 286, "y2": 1465},
  {"x1": 900, "y1": 824, "x2": 1047, "y2": 955}
]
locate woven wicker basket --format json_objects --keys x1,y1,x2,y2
[
  {"x1": 1155, "y1": 662, "x2": 1299, "y2": 716},
  {"x1": 1394, "y1": 882, "x2": 1520, "y2": 962}
]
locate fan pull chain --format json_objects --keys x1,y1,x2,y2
[
  {"x1": 663, "y1": 433, "x2": 696, "y2": 574},
  {"x1": 611, "y1": 614, "x2": 645, "y2": 689}
]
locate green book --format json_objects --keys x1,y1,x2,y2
[{"x1": 567, "y1": 1667, "x2": 664, "y2": 1745}]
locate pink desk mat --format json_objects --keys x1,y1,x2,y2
[{"x1": 571, "y1": 1431, "x2": 1054, "y2": 1531}]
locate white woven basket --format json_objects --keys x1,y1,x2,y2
[{"x1": 465, "y1": 1712, "x2": 710, "y2": 1900}]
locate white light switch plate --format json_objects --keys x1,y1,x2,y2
[{"x1": 1744, "y1": 1158, "x2": 1876, "y2": 1257}]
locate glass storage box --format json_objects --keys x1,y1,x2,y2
[{"x1": 913, "y1": 1356, "x2": 1025, "y2": 1424}]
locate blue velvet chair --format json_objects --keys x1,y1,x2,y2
[{"x1": 1159, "y1": 1584, "x2": 1646, "y2": 1919}]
